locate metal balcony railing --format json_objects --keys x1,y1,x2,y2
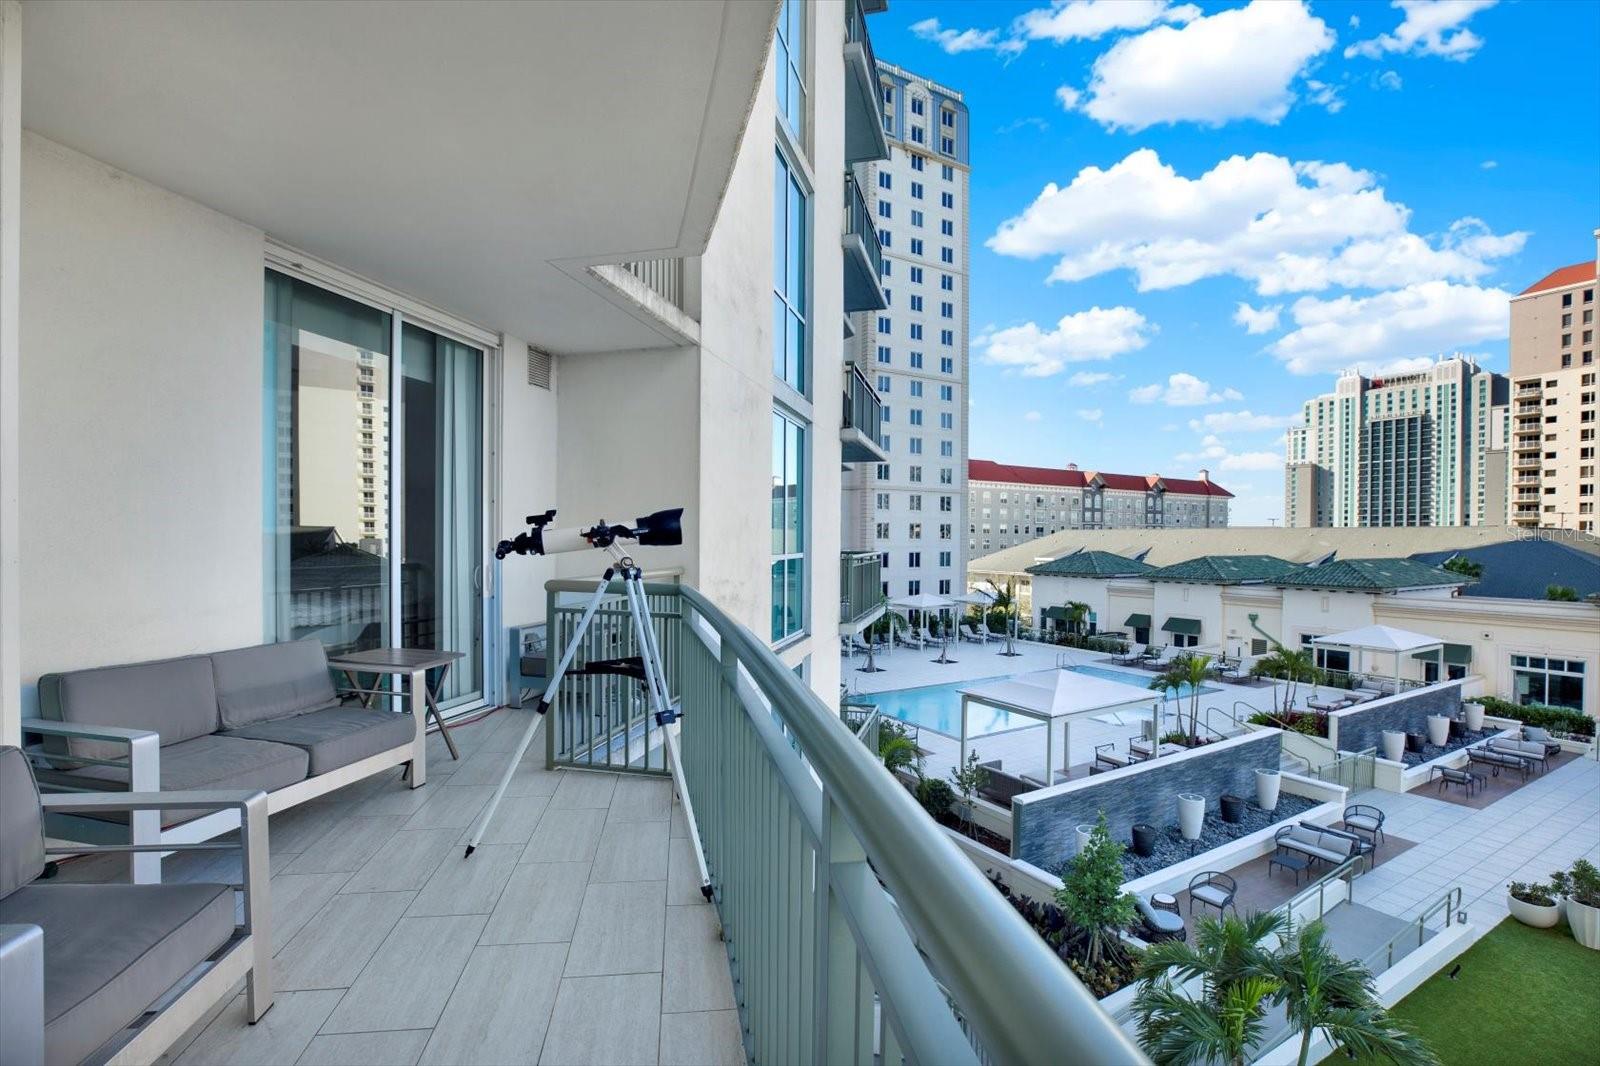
[
  {"x1": 840, "y1": 550, "x2": 885, "y2": 626},
  {"x1": 842, "y1": 361, "x2": 883, "y2": 439},
  {"x1": 845, "y1": 0, "x2": 880, "y2": 92},
  {"x1": 845, "y1": 174, "x2": 884, "y2": 281},
  {"x1": 541, "y1": 578, "x2": 1145, "y2": 1066}
]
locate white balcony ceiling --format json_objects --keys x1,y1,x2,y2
[{"x1": 21, "y1": 0, "x2": 775, "y2": 353}]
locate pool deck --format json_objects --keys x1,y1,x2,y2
[{"x1": 843, "y1": 640, "x2": 1300, "y2": 782}]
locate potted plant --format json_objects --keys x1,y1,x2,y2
[
  {"x1": 1507, "y1": 880, "x2": 1561, "y2": 928},
  {"x1": 1255, "y1": 767, "x2": 1281, "y2": 812},
  {"x1": 1550, "y1": 859, "x2": 1600, "y2": 950},
  {"x1": 1177, "y1": 793, "x2": 1205, "y2": 840},
  {"x1": 1381, "y1": 729, "x2": 1407, "y2": 762}
]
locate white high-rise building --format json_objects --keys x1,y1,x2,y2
[{"x1": 843, "y1": 61, "x2": 970, "y2": 604}]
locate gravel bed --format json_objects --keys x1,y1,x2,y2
[
  {"x1": 1120, "y1": 793, "x2": 1322, "y2": 880},
  {"x1": 1398, "y1": 727, "x2": 1501, "y2": 767}
]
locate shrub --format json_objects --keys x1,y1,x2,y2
[
  {"x1": 1550, "y1": 859, "x2": 1600, "y2": 909},
  {"x1": 913, "y1": 776, "x2": 954, "y2": 820},
  {"x1": 1469, "y1": 696, "x2": 1595, "y2": 738},
  {"x1": 1246, "y1": 709, "x2": 1329, "y2": 738},
  {"x1": 1055, "y1": 813, "x2": 1137, "y2": 972},
  {"x1": 1508, "y1": 881, "x2": 1557, "y2": 907}
]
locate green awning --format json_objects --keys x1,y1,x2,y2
[
  {"x1": 1124, "y1": 613, "x2": 1151, "y2": 629},
  {"x1": 1161, "y1": 617, "x2": 1202, "y2": 636},
  {"x1": 1413, "y1": 642, "x2": 1472, "y2": 665},
  {"x1": 1043, "y1": 606, "x2": 1070, "y2": 621}
]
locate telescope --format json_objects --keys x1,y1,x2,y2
[{"x1": 494, "y1": 507, "x2": 683, "y2": 559}]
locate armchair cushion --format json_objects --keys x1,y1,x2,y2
[
  {"x1": 37, "y1": 735, "x2": 307, "y2": 826},
  {"x1": 0, "y1": 882, "x2": 234, "y2": 1066},
  {"x1": 1190, "y1": 884, "x2": 1231, "y2": 908},
  {"x1": 0, "y1": 746, "x2": 46, "y2": 898},
  {"x1": 38, "y1": 656, "x2": 220, "y2": 760},
  {"x1": 222, "y1": 705, "x2": 416, "y2": 776},
  {"x1": 210, "y1": 638, "x2": 340, "y2": 729}
]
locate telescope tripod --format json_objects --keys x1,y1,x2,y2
[{"x1": 465, "y1": 543, "x2": 677, "y2": 856}]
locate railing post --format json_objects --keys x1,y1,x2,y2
[{"x1": 815, "y1": 790, "x2": 868, "y2": 1064}]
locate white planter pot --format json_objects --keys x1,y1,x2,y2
[
  {"x1": 1075, "y1": 824, "x2": 1096, "y2": 855},
  {"x1": 1464, "y1": 702, "x2": 1485, "y2": 732},
  {"x1": 1567, "y1": 898, "x2": 1600, "y2": 950},
  {"x1": 1382, "y1": 730, "x2": 1407, "y2": 763},
  {"x1": 1254, "y1": 768, "x2": 1281, "y2": 812},
  {"x1": 1178, "y1": 793, "x2": 1205, "y2": 840},
  {"x1": 1508, "y1": 892, "x2": 1561, "y2": 928},
  {"x1": 1427, "y1": 715, "x2": 1451, "y2": 747}
]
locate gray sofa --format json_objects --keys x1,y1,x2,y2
[
  {"x1": 23, "y1": 638, "x2": 425, "y2": 881},
  {"x1": 0, "y1": 746, "x2": 271, "y2": 1065},
  {"x1": 1273, "y1": 822, "x2": 1362, "y2": 867}
]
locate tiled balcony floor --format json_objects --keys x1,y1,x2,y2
[{"x1": 56, "y1": 707, "x2": 744, "y2": 1066}]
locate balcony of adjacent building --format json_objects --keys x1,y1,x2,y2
[
  {"x1": 843, "y1": 173, "x2": 888, "y2": 313},
  {"x1": 839, "y1": 550, "x2": 887, "y2": 634},
  {"x1": 841, "y1": 361, "x2": 888, "y2": 463},
  {"x1": 842, "y1": 0, "x2": 891, "y2": 166},
  {"x1": 1515, "y1": 381, "x2": 1544, "y2": 397}
]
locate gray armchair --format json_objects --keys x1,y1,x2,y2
[{"x1": 0, "y1": 746, "x2": 272, "y2": 1065}]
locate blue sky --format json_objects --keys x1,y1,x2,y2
[{"x1": 869, "y1": 0, "x2": 1600, "y2": 523}]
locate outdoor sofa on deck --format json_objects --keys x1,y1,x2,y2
[{"x1": 22, "y1": 637, "x2": 426, "y2": 882}]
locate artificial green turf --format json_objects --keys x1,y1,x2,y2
[{"x1": 1352, "y1": 916, "x2": 1600, "y2": 1065}]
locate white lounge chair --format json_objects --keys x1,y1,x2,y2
[
  {"x1": 896, "y1": 628, "x2": 924, "y2": 650},
  {"x1": 920, "y1": 625, "x2": 941, "y2": 647},
  {"x1": 961, "y1": 623, "x2": 988, "y2": 644},
  {"x1": 1113, "y1": 643, "x2": 1147, "y2": 665},
  {"x1": 986, "y1": 620, "x2": 1008, "y2": 641}
]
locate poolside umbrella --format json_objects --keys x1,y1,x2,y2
[{"x1": 892, "y1": 593, "x2": 956, "y2": 663}]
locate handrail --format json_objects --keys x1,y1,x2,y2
[
  {"x1": 1365, "y1": 887, "x2": 1463, "y2": 972},
  {"x1": 547, "y1": 578, "x2": 1147, "y2": 1065},
  {"x1": 1274, "y1": 853, "x2": 1366, "y2": 932}
]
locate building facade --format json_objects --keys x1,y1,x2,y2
[
  {"x1": 1507, "y1": 233, "x2": 1599, "y2": 531},
  {"x1": 1, "y1": 0, "x2": 892, "y2": 742},
  {"x1": 967, "y1": 460, "x2": 1231, "y2": 557},
  {"x1": 1283, "y1": 356, "x2": 1510, "y2": 528},
  {"x1": 840, "y1": 61, "x2": 970, "y2": 601}
]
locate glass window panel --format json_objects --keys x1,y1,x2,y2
[
  {"x1": 771, "y1": 561, "x2": 785, "y2": 642},
  {"x1": 786, "y1": 418, "x2": 803, "y2": 553},
  {"x1": 266, "y1": 269, "x2": 392, "y2": 654},
  {"x1": 772, "y1": 296, "x2": 787, "y2": 380},
  {"x1": 785, "y1": 557, "x2": 803, "y2": 637},
  {"x1": 771, "y1": 414, "x2": 786, "y2": 555}
]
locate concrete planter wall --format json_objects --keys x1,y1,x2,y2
[
  {"x1": 1329, "y1": 680, "x2": 1464, "y2": 754},
  {"x1": 1255, "y1": 768, "x2": 1281, "y2": 812}
]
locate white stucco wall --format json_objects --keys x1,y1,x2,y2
[
  {"x1": 496, "y1": 333, "x2": 559, "y2": 629},
  {"x1": 19, "y1": 133, "x2": 266, "y2": 698},
  {"x1": 1151, "y1": 583, "x2": 1223, "y2": 647}
]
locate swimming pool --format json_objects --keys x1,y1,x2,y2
[{"x1": 863, "y1": 663, "x2": 1221, "y2": 737}]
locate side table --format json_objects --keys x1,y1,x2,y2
[{"x1": 328, "y1": 648, "x2": 467, "y2": 770}]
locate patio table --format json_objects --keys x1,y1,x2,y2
[
  {"x1": 1268, "y1": 849, "x2": 1311, "y2": 885},
  {"x1": 329, "y1": 647, "x2": 467, "y2": 761}
]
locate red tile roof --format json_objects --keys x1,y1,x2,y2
[
  {"x1": 1518, "y1": 261, "x2": 1597, "y2": 297},
  {"x1": 968, "y1": 459, "x2": 1233, "y2": 498}
]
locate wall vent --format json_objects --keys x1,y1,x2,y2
[{"x1": 526, "y1": 345, "x2": 552, "y2": 390}]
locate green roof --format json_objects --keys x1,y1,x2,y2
[
  {"x1": 1145, "y1": 555, "x2": 1299, "y2": 585},
  {"x1": 1026, "y1": 550, "x2": 1154, "y2": 578},
  {"x1": 1277, "y1": 558, "x2": 1465, "y2": 591}
]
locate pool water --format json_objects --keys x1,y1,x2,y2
[{"x1": 865, "y1": 663, "x2": 1222, "y2": 737}]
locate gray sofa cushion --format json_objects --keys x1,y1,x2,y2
[
  {"x1": 0, "y1": 882, "x2": 234, "y2": 1066},
  {"x1": 211, "y1": 638, "x2": 340, "y2": 730},
  {"x1": 0, "y1": 746, "x2": 46, "y2": 899},
  {"x1": 38, "y1": 655, "x2": 219, "y2": 761},
  {"x1": 222, "y1": 706, "x2": 416, "y2": 776},
  {"x1": 1135, "y1": 896, "x2": 1184, "y2": 934},
  {"x1": 39, "y1": 734, "x2": 308, "y2": 826}
]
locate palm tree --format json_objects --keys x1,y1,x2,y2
[
  {"x1": 1133, "y1": 910, "x2": 1287, "y2": 1066},
  {"x1": 1271, "y1": 920, "x2": 1438, "y2": 1066},
  {"x1": 1251, "y1": 645, "x2": 1323, "y2": 713},
  {"x1": 1064, "y1": 600, "x2": 1091, "y2": 635},
  {"x1": 1149, "y1": 652, "x2": 1212, "y2": 743}
]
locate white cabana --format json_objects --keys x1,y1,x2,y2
[
  {"x1": 958, "y1": 670, "x2": 1162, "y2": 786},
  {"x1": 892, "y1": 593, "x2": 957, "y2": 663},
  {"x1": 1312, "y1": 624, "x2": 1444, "y2": 690}
]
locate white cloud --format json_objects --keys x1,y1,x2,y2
[
  {"x1": 909, "y1": 18, "x2": 1010, "y2": 55},
  {"x1": 1480, "y1": 159, "x2": 1498, "y2": 170},
  {"x1": 1175, "y1": 435, "x2": 1282, "y2": 471},
  {"x1": 1070, "y1": 1, "x2": 1334, "y2": 131},
  {"x1": 988, "y1": 148, "x2": 1526, "y2": 296},
  {"x1": 1024, "y1": 410, "x2": 1043, "y2": 422},
  {"x1": 1234, "y1": 302, "x2": 1283, "y2": 335},
  {"x1": 1188, "y1": 410, "x2": 1297, "y2": 434},
  {"x1": 1077, "y1": 408, "x2": 1105, "y2": 424},
  {"x1": 1054, "y1": 85, "x2": 1082, "y2": 111},
  {"x1": 1376, "y1": 70, "x2": 1403, "y2": 91},
  {"x1": 1015, "y1": 0, "x2": 1197, "y2": 42},
  {"x1": 1269, "y1": 281, "x2": 1511, "y2": 374},
  {"x1": 1305, "y1": 79, "x2": 1344, "y2": 114},
  {"x1": 1129, "y1": 373, "x2": 1242, "y2": 407},
  {"x1": 979, "y1": 306, "x2": 1153, "y2": 377},
  {"x1": 998, "y1": 116, "x2": 1051, "y2": 134},
  {"x1": 1346, "y1": 1, "x2": 1496, "y2": 62},
  {"x1": 1068, "y1": 370, "x2": 1118, "y2": 387}
]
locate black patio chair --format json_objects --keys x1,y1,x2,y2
[
  {"x1": 1187, "y1": 871, "x2": 1237, "y2": 918},
  {"x1": 1342, "y1": 803, "x2": 1386, "y2": 848}
]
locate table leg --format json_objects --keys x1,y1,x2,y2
[
  {"x1": 423, "y1": 665, "x2": 461, "y2": 761},
  {"x1": 407, "y1": 669, "x2": 428, "y2": 788},
  {"x1": 343, "y1": 669, "x2": 374, "y2": 709}
]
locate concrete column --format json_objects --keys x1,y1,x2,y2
[{"x1": 0, "y1": 1, "x2": 20, "y2": 746}]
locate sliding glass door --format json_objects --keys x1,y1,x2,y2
[{"x1": 266, "y1": 269, "x2": 487, "y2": 710}]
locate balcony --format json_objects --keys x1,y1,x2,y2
[
  {"x1": 841, "y1": 361, "x2": 887, "y2": 463},
  {"x1": 842, "y1": 0, "x2": 891, "y2": 164},
  {"x1": 842, "y1": 174, "x2": 888, "y2": 313},
  {"x1": 840, "y1": 550, "x2": 886, "y2": 632}
]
